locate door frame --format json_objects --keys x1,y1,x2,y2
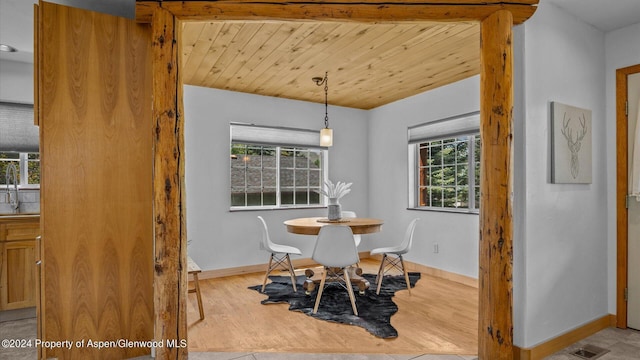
[
  {"x1": 138, "y1": 1, "x2": 539, "y2": 359},
  {"x1": 616, "y1": 63, "x2": 640, "y2": 329}
]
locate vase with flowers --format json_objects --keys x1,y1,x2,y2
[{"x1": 317, "y1": 179, "x2": 352, "y2": 221}]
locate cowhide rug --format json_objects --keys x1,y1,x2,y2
[{"x1": 249, "y1": 272, "x2": 421, "y2": 338}]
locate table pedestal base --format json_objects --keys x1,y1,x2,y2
[{"x1": 302, "y1": 266, "x2": 370, "y2": 295}]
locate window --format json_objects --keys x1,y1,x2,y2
[
  {"x1": 230, "y1": 123, "x2": 327, "y2": 209},
  {"x1": 0, "y1": 152, "x2": 40, "y2": 188},
  {"x1": 0, "y1": 102, "x2": 40, "y2": 188},
  {"x1": 408, "y1": 112, "x2": 480, "y2": 213}
]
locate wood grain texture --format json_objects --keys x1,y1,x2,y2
[
  {"x1": 137, "y1": 1, "x2": 538, "y2": 24},
  {"x1": 479, "y1": 10, "x2": 514, "y2": 360},
  {"x1": 151, "y1": 6, "x2": 188, "y2": 360},
  {"x1": 178, "y1": 20, "x2": 479, "y2": 110},
  {"x1": 616, "y1": 63, "x2": 640, "y2": 329},
  {"x1": 186, "y1": 258, "x2": 478, "y2": 354},
  {"x1": 135, "y1": 1, "x2": 537, "y2": 110},
  {"x1": 284, "y1": 217, "x2": 384, "y2": 235},
  {"x1": 131, "y1": 2, "x2": 529, "y2": 359},
  {"x1": 0, "y1": 218, "x2": 39, "y2": 311},
  {"x1": 38, "y1": 2, "x2": 154, "y2": 358}
]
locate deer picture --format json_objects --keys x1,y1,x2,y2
[{"x1": 560, "y1": 112, "x2": 588, "y2": 179}]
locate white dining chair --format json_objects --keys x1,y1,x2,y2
[
  {"x1": 370, "y1": 218, "x2": 420, "y2": 295},
  {"x1": 258, "y1": 216, "x2": 302, "y2": 293},
  {"x1": 312, "y1": 225, "x2": 360, "y2": 316},
  {"x1": 340, "y1": 210, "x2": 361, "y2": 248}
]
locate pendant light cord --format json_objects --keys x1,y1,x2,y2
[
  {"x1": 313, "y1": 72, "x2": 330, "y2": 129},
  {"x1": 323, "y1": 72, "x2": 329, "y2": 129}
]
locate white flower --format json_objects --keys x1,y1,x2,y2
[{"x1": 316, "y1": 179, "x2": 352, "y2": 199}]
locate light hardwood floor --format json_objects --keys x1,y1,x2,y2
[{"x1": 186, "y1": 259, "x2": 479, "y2": 355}]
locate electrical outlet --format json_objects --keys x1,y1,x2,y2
[{"x1": 433, "y1": 243, "x2": 439, "y2": 253}]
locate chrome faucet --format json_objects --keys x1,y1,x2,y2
[{"x1": 5, "y1": 163, "x2": 19, "y2": 213}]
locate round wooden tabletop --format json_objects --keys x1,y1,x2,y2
[{"x1": 283, "y1": 217, "x2": 384, "y2": 235}]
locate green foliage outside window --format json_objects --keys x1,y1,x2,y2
[
  {"x1": 0, "y1": 152, "x2": 40, "y2": 186},
  {"x1": 418, "y1": 135, "x2": 480, "y2": 210}
]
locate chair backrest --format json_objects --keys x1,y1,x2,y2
[
  {"x1": 257, "y1": 216, "x2": 274, "y2": 252},
  {"x1": 341, "y1": 210, "x2": 361, "y2": 246},
  {"x1": 396, "y1": 218, "x2": 420, "y2": 255},
  {"x1": 312, "y1": 225, "x2": 359, "y2": 268},
  {"x1": 341, "y1": 210, "x2": 356, "y2": 218}
]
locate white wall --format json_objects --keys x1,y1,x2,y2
[
  {"x1": 513, "y1": 22, "x2": 528, "y2": 348},
  {"x1": 185, "y1": 78, "x2": 483, "y2": 279},
  {"x1": 368, "y1": 76, "x2": 480, "y2": 279},
  {"x1": 517, "y1": 1, "x2": 608, "y2": 348},
  {"x1": 183, "y1": 86, "x2": 370, "y2": 270},
  {"x1": 604, "y1": 22, "x2": 640, "y2": 314},
  {"x1": 0, "y1": 60, "x2": 33, "y2": 103}
]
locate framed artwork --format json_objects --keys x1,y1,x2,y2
[{"x1": 551, "y1": 101, "x2": 592, "y2": 184}]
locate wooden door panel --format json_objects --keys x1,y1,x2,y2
[
  {"x1": 1, "y1": 241, "x2": 36, "y2": 310},
  {"x1": 38, "y1": 2, "x2": 153, "y2": 359}
]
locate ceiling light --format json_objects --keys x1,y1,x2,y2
[
  {"x1": 313, "y1": 72, "x2": 333, "y2": 147},
  {"x1": 0, "y1": 44, "x2": 17, "y2": 52}
]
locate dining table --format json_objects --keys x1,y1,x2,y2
[
  {"x1": 283, "y1": 216, "x2": 384, "y2": 295},
  {"x1": 283, "y1": 216, "x2": 384, "y2": 235}
]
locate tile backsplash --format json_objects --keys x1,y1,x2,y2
[{"x1": 0, "y1": 189, "x2": 40, "y2": 214}]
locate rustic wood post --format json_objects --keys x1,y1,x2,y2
[
  {"x1": 152, "y1": 6, "x2": 188, "y2": 359},
  {"x1": 479, "y1": 9, "x2": 514, "y2": 360}
]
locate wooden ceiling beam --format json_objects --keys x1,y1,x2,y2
[{"x1": 136, "y1": 1, "x2": 538, "y2": 24}]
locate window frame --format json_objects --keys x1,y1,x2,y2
[
  {"x1": 0, "y1": 152, "x2": 40, "y2": 189},
  {"x1": 229, "y1": 123, "x2": 328, "y2": 211},
  {"x1": 407, "y1": 112, "x2": 480, "y2": 214}
]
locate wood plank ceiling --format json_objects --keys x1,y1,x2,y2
[{"x1": 181, "y1": 21, "x2": 480, "y2": 110}]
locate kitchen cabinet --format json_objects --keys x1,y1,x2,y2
[{"x1": 0, "y1": 216, "x2": 39, "y2": 310}]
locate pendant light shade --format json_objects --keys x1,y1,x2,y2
[
  {"x1": 320, "y1": 127, "x2": 333, "y2": 147},
  {"x1": 313, "y1": 72, "x2": 333, "y2": 147}
]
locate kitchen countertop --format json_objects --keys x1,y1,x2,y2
[{"x1": 0, "y1": 214, "x2": 40, "y2": 223}]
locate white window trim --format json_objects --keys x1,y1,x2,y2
[
  {"x1": 407, "y1": 111, "x2": 480, "y2": 214},
  {"x1": 230, "y1": 147, "x2": 328, "y2": 211},
  {"x1": 1, "y1": 152, "x2": 40, "y2": 189},
  {"x1": 229, "y1": 146, "x2": 328, "y2": 211},
  {"x1": 229, "y1": 122, "x2": 330, "y2": 211}
]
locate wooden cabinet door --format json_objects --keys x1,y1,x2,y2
[
  {"x1": 1, "y1": 240, "x2": 36, "y2": 310},
  {"x1": 38, "y1": 2, "x2": 154, "y2": 359}
]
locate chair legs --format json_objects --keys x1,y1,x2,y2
[
  {"x1": 375, "y1": 254, "x2": 387, "y2": 295},
  {"x1": 375, "y1": 253, "x2": 411, "y2": 295},
  {"x1": 261, "y1": 253, "x2": 298, "y2": 293},
  {"x1": 313, "y1": 267, "x2": 358, "y2": 316},
  {"x1": 343, "y1": 269, "x2": 358, "y2": 316},
  {"x1": 189, "y1": 271, "x2": 205, "y2": 320},
  {"x1": 313, "y1": 269, "x2": 328, "y2": 314}
]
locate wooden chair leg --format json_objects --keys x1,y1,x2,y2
[
  {"x1": 285, "y1": 254, "x2": 298, "y2": 292},
  {"x1": 192, "y1": 272, "x2": 205, "y2": 320},
  {"x1": 261, "y1": 254, "x2": 274, "y2": 292},
  {"x1": 376, "y1": 254, "x2": 387, "y2": 295},
  {"x1": 313, "y1": 269, "x2": 328, "y2": 314},
  {"x1": 344, "y1": 268, "x2": 358, "y2": 316},
  {"x1": 399, "y1": 255, "x2": 411, "y2": 295}
]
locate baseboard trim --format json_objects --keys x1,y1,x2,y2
[
  {"x1": 195, "y1": 252, "x2": 371, "y2": 280},
  {"x1": 366, "y1": 254, "x2": 478, "y2": 288},
  {"x1": 405, "y1": 259, "x2": 478, "y2": 288},
  {"x1": 195, "y1": 253, "x2": 479, "y2": 289},
  {"x1": 513, "y1": 314, "x2": 616, "y2": 360}
]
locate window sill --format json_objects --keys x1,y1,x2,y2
[
  {"x1": 230, "y1": 205, "x2": 326, "y2": 212},
  {"x1": 407, "y1": 207, "x2": 479, "y2": 215}
]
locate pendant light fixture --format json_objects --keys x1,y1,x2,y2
[{"x1": 313, "y1": 72, "x2": 333, "y2": 147}]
